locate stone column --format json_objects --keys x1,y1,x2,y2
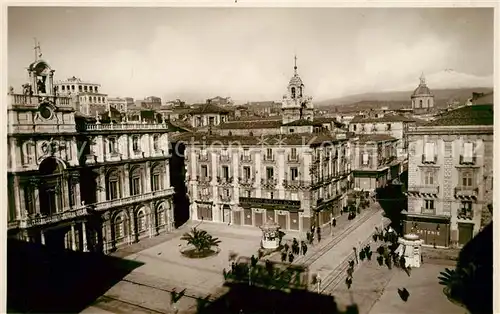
[
  {"x1": 149, "y1": 201, "x2": 156, "y2": 238},
  {"x1": 164, "y1": 159, "x2": 171, "y2": 188},
  {"x1": 71, "y1": 223, "x2": 77, "y2": 251},
  {"x1": 13, "y1": 176, "x2": 22, "y2": 220},
  {"x1": 128, "y1": 207, "x2": 137, "y2": 244},
  {"x1": 96, "y1": 136, "x2": 104, "y2": 163},
  {"x1": 82, "y1": 221, "x2": 89, "y2": 252},
  {"x1": 48, "y1": 70, "x2": 55, "y2": 96},
  {"x1": 98, "y1": 167, "x2": 106, "y2": 202},
  {"x1": 61, "y1": 173, "x2": 70, "y2": 211},
  {"x1": 40, "y1": 230, "x2": 46, "y2": 245}
]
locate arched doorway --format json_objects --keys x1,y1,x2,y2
[{"x1": 38, "y1": 157, "x2": 65, "y2": 216}]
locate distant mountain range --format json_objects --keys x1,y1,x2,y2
[{"x1": 316, "y1": 87, "x2": 493, "y2": 113}]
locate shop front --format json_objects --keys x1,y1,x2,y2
[
  {"x1": 239, "y1": 197, "x2": 301, "y2": 231},
  {"x1": 403, "y1": 214, "x2": 450, "y2": 247}
]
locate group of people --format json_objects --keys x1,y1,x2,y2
[{"x1": 280, "y1": 238, "x2": 308, "y2": 263}]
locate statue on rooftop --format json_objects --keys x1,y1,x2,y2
[{"x1": 37, "y1": 78, "x2": 46, "y2": 94}]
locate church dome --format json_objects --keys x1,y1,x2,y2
[
  {"x1": 412, "y1": 84, "x2": 432, "y2": 96},
  {"x1": 28, "y1": 59, "x2": 52, "y2": 76},
  {"x1": 289, "y1": 74, "x2": 303, "y2": 86}
]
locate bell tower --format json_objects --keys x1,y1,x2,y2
[
  {"x1": 27, "y1": 39, "x2": 56, "y2": 96},
  {"x1": 281, "y1": 55, "x2": 314, "y2": 124}
]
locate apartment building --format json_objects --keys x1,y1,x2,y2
[{"x1": 405, "y1": 97, "x2": 493, "y2": 247}]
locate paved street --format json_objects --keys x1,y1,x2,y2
[{"x1": 82, "y1": 204, "x2": 386, "y2": 313}]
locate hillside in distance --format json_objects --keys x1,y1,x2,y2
[{"x1": 317, "y1": 87, "x2": 493, "y2": 113}]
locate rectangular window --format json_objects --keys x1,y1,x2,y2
[
  {"x1": 387, "y1": 123, "x2": 391, "y2": 131},
  {"x1": 133, "y1": 137, "x2": 140, "y2": 152},
  {"x1": 290, "y1": 192, "x2": 298, "y2": 201},
  {"x1": 353, "y1": 125, "x2": 357, "y2": 131},
  {"x1": 462, "y1": 172, "x2": 473, "y2": 187},
  {"x1": 222, "y1": 166, "x2": 229, "y2": 180},
  {"x1": 152, "y1": 174, "x2": 160, "y2": 191},
  {"x1": 201, "y1": 148, "x2": 207, "y2": 157},
  {"x1": 243, "y1": 148, "x2": 250, "y2": 156},
  {"x1": 246, "y1": 190, "x2": 251, "y2": 198},
  {"x1": 266, "y1": 167, "x2": 274, "y2": 180},
  {"x1": 291, "y1": 148, "x2": 297, "y2": 158},
  {"x1": 362, "y1": 153, "x2": 369, "y2": 165},
  {"x1": 131, "y1": 177, "x2": 141, "y2": 195},
  {"x1": 424, "y1": 142, "x2": 435, "y2": 162},
  {"x1": 425, "y1": 200, "x2": 435, "y2": 209},
  {"x1": 461, "y1": 201, "x2": 473, "y2": 211},
  {"x1": 153, "y1": 135, "x2": 159, "y2": 151},
  {"x1": 243, "y1": 166, "x2": 251, "y2": 180},
  {"x1": 266, "y1": 148, "x2": 273, "y2": 159},
  {"x1": 269, "y1": 192, "x2": 274, "y2": 199},
  {"x1": 221, "y1": 148, "x2": 228, "y2": 156},
  {"x1": 209, "y1": 117, "x2": 215, "y2": 125},
  {"x1": 424, "y1": 171, "x2": 434, "y2": 185},
  {"x1": 109, "y1": 180, "x2": 119, "y2": 200},
  {"x1": 201, "y1": 165, "x2": 208, "y2": 178},
  {"x1": 463, "y1": 142, "x2": 474, "y2": 162},
  {"x1": 108, "y1": 138, "x2": 116, "y2": 154},
  {"x1": 290, "y1": 167, "x2": 299, "y2": 181}
]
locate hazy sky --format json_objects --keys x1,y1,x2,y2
[{"x1": 8, "y1": 7, "x2": 494, "y2": 102}]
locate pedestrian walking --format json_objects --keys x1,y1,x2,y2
[
  {"x1": 284, "y1": 243, "x2": 289, "y2": 252},
  {"x1": 302, "y1": 242, "x2": 308, "y2": 255},
  {"x1": 288, "y1": 251, "x2": 294, "y2": 263},
  {"x1": 332, "y1": 218, "x2": 337, "y2": 227},
  {"x1": 281, "y1": 251, "x2": 287, "y2": 263},
  {"x1": 306, "y1": 231, "x2": 311, "y2": 243},
  {"x1": 317, "y1": 232, "x2": 322, "y2": 243}
]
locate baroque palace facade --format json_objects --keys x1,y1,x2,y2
[
  {"x1": 176, "y1": 61, "x2": 352, "y2": 232},
  {"x1": 7, "y1": 56, "x2": 175, "y2": 254}
]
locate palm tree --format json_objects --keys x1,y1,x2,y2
[{"x1": 181, "y1": 227, "x2": 221, "y2": 253}]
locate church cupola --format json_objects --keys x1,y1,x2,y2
[{"x1": 411, "y1": 72, "x2": 434, "y2": 115}]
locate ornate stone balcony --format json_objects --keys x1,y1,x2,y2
[
  {"x1": 287, "y1": 154, "x2": 300, "y2": 163},
  {"x1": 408, "y1": 185, "x2": 440, "y2": 196},
  {"x1": 219, "y1": 193, "x2": 233, "y2": 203},
  {"x1": 94, "y1": 188, "x2": 174, "y2": 211},
  {"x1": 454, "y1": 186, "x2": 479, "y2": 199},
  {"x1": 19, "y1": 206, "x2": 91, "y2": 229},
  {"x1": 282, "y1": 179, "x2": 310, "y2": 190},
  {"x1": 83, "y1": 122, "x2": 169, "y2": 131},
  {"x1": 199, "y1": 192, "x2": 213, "y2": 202},
  {"x1": 421, "y1": 154, "x2": 438, "y2": 164},
  {"x1": 238, "y1": 177, "x2": 255, "y2": 187},
  {"x1": 198, "y1": 154, "x2": 210, "y2": 162},
  {"x1": 197, "y1": 176, "x2": 212, "y2": 186},
  {"x1": 261, "y1": 178, "x2": 278, "y2": 189},
  {"x1": 9, "y1": 93, "x2": 72, "y2": 107},
  {"x1": 262, "y1": 155, "x2": 276, "y2": 163},
  {"x1": 217, "y1": 176, "x2": 234, "y2": 186}
]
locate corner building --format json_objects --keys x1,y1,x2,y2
[
  {"x1": 176, "y1": 59, "x2": 352, "y2": 232},
  {"x1": 7, "y1": 55, "x2": 175, "y2": 254}
]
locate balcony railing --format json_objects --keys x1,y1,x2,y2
[
  {"x1": 282, "y1": 179, "x2": 310, "y2": 189},
  {"x1": 238, "y1": 177, "x2": 255, "y2": 186},
  {"x1": 421, "y1": 207, "x2": 436, "y2": 215},
  {"x1": 220, "y1": 155, "x2": 231, "y2": 163},
  {"x1": 17, "y1": 206, "x2": 91, "y2": 229},
  {"x1": 261, "y1": 178, "x2": 278, "y2": 187},
  {"x1": 457, "y1": 208, "x2": 474, "y2": 220},
  {"x1": 241, "y1": 155, "x2": 252, "y2": 163},
  {"x1": 459, "y1": 155, "x2": 477, "y2": 165},
  {"x1": 421, "y1": 154, "x2": 438, "y2": 164},
  {"x1": 95, "y1": 188, "x2": 174, "y2": 211},
  {"x1": 10, "y1": 94, "x2": 72, "y2": 107},
  {"x1": 217, "y1": 176, "x2": 234, "y2": 185},
  {"x1": 454, "y1": 186, "x2": 479, "y2": 198},
  {"x1": 197, "y1": 176, "x2": 212, "y2": 185},
  {"x1": 84, "y1": 122, "x2": 168, "y2": 131},
  {"x1": 408, "y1": 185, "x2": 440, "y2": 195}
]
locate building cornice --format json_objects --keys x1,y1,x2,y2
[{"x1": 408, "y1": 125, "x2": 493, "y2": 136}]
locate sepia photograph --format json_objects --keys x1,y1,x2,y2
[{"x1": 5, "y1": 5, "x2": 496, "y2": 314}]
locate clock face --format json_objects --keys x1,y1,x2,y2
[{"x1": 39, "y1": 104, "x2": 52, "y2": 119}]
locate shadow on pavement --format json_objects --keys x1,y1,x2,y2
[
  {"x1": 7, "y1": 238, "x2": 144, "y2": 313},
  {"x1": 198, "y1": 282, "x2": 360, "y2": 314}
]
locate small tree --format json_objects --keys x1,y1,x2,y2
[{"x1": 181, "y1": 227, "x2": 221, "y2": 253}]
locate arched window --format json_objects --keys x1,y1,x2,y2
[
  {"x1": 137, "y1": 209, "x2": 147, "y2": 232},
  {"x1": 299, "y1": 86, "x2": 303, "y2": 97},
  {"x1": 84, "y1": 86, "x2": 88, "y2": 92},
  {"x1": 114, "y1": 215, "x2": 125, "y2": 240},
  {"x1": 291, "y1": 87, "x2": 296, "y2": 99},
  {"x1": 106, "y1": 169, "x2": 121, "y2": 200},
  {"x1": 130, "y1": 167, "x2": 142, "y2": 195},
  {"x1": 151, "y1": 165, "x2": 163, "y2": 192},
  {"x1": 78, "y1": 85, "x2": 82, "y2": 92},
  {"x1": 38, "y1": 157, "x2": 64, "y2": 216},
  {"x1": 156, "y1": 204, "x2": 166, "y2": 227},
  {"x1": 71, "y1": 85, "x2": 75, "y2": 91},
  {"x1": 419, "y1": 100, "x2": 423, "y2": 107}
]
